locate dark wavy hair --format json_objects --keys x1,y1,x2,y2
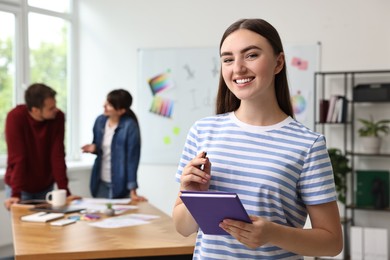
[
  {"x1": 215, "y1": 19, "x2": 294, "y2": 118},
  {"x1": 25, "y1": 83, "x2": 56, "y2": 111},
  {"x1": 107, "y1": 89, "x2": 138, "y2": 124}
]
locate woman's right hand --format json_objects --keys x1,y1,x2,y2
[
  {"x1": 81, "y1": 144, "x2": 96, "y2": 153},
  {"x1": 180, "y1": 152, "x2": 211, "y2": 192}
]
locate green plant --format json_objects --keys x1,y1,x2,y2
[
  {"x1": 328, "y1": 148, "x2": 351, "y2": 204},
  {"x1": 357, "y1": 115, "x2": 390, "y2": 137}
]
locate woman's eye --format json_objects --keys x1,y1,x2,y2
[
  {"x1": 222, "y1": 58, "x2": 233, "y2": 63},
  {"x1": 246, "y1": 53, "x2": 258, "y2": 59}
]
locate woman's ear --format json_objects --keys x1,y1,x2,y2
[
  {"x1": 274, "y1": 52, "x2": 285, "y2": 75},
  {"x1": 119, "y1": 108, "x2": 126, "y2": 116}
]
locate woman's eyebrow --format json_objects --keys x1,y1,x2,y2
[
  {"x1": 220, "y1": 45, "x2": 261, "y2": 57},
  {"x1": 241, "y1": 45, "x2": 261, "y2": 53}
]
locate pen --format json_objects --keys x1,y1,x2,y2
[{"x1": 200, "y1": 151, "x2": 207, "y2": 170}]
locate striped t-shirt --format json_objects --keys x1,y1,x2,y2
[{"x1": 175, "y1": 112, "x2": 337, "y2": 260}]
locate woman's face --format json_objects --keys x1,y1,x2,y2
[
  {"x1": 103, "y1": 101, "x2": 123, "y2": 118},
  {"x1": 220, "y1": 29, "x2": 284, "y2": 103}
]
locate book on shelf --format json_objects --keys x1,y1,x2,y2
[
  {"x1": 337, "y1": 96, "x2": 348, "y2": 123},
  {"x1": 326, "y1": 95, "x2": 339, "y2": 122},
  {"x1": 325, "y1": 95, "x2": 348, "y2": 123},
  {"x1": 180, "y1": 191, "x2": 252, "y2": 235},
  {"x1": 330, "y1": 97, "x2": 343, "y2": 122},
  {"x1": 319, "y1": 99, "x2": 329, "y2": 123}
]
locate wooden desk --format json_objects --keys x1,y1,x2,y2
[{"x1": 11, "y1": 202, "x2": 195, "y2": 259}]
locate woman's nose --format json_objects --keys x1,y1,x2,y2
[{"x1": 233, "y1": 59, "x2": 247, "y2": 74}]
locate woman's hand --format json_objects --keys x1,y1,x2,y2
[
  {"x1": 180, "y1": 152, "x2": 211, "y2": 192},
  {"x1": 130, "y1": 190, "x2": 148, "y2": 202},
  {"x1": 81, "y1": 144, "x2": 96, "y2": 153},
  {"x1": 219, "y1": 215, "x2": 270, "y2": 249}
]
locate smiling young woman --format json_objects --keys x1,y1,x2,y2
[{"x1": 172, "y1": 18, "x2": 343, "y2": 260}]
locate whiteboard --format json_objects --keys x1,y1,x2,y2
[
  {"x1": 138, "y1": 47, "x2": 219, "y2": 164},
  {"x1": 138, "y1": 44, "x2": 319, "y2": 164}
]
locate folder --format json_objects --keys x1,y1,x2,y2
[
  {"x1": 364, "y1": 227, "x2": 388, "y2": 260},
  {"x1": 355, "y1": 170, "x2": 389, "y2": 208},
  {"x1": 21, "y1": 212, "x2": 65, "y2": 223},
  {"x1": 180, "y1": 191, "x2": 251, "y2": 235},
  {"x1": 351, "y1": 226, "x2": 363, "y2": 260},
  {"x1": 351, "y1": 226, "x2": 388, "y2": 260}
]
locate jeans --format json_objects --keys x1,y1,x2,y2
[
  {"x1": 95, "y1": 180, "x2": 130, "y2": 199},
  {"x1": 5, "y1": 184, "x2": 54, "y2": 201},
  {"x1": 95, "y1": 180, "x2": 113, "y2": 199}
]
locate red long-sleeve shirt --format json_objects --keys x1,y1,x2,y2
[{"x1": 5, "y1": 105, "x2": 70, "y2": 198}]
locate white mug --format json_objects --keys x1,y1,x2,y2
[{"x1": 46, "y1": 189, "x2": 67, "y2": 208}]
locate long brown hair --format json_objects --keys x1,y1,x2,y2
[{"x1": 215, "y1": 19, "x2": 294, "y2": 118}]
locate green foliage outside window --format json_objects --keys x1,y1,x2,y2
[
  {"x1": 0, "y1": 37, "x2": 14, "y2": 154},
  {"x1": 30, "y1": 26, "x2": 68, "y2": 114}
]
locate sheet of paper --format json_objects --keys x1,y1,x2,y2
[
  {"x1": 76, "y1": 198, "x2": 131, "y2": 204},
  {"x1": 88, "y1": 214, "x2": 159, "y2": 228},
  {"x1": 126, "y1": 213, "x2": 160, "y2": 221},
  {"x1": 71, "y1": 198, "x2": 136, "y2": 213}
]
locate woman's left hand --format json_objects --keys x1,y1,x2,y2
[
  {"x1": 219, "y1": 215, "x2": 271, "y2": 249},
  {"x1": 130, "y1": 190, "x2": 148, "y2": 202}
]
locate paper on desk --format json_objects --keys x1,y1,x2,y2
[
  {"x1": 127, "y1": 213, "x2": 160, "y2": 220},
  {"x1": 75, "y1": 198, "x2": 131, "y2": 204},
  {"x1": 71, "y1": 198, "x2": 137, "y2": 213},
  {"x1": 88, "y1": 214, "x2": 160, "y2": 228}
]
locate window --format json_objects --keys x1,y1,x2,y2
[
  {"x1": 28, "y1": 0, "x2": 70, "y2": 13},
  {"x1": 0, "y1": 10, "x2": 15, "y2": 156},
  {"x1": 0, "y1": 0, "x2": 78, "y2": 166},
  {"x1": 29, "y1": 13, "x2": 69, "y2": 125}
]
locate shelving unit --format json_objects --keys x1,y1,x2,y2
[{"x1": 314, "y1": 70, "x2": 390, "y2": 260}]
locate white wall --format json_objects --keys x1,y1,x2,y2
[
  {"x1": 78, "y1": 0, "x2": 390, "y2": 212},
  {"x1": 0, "y1": 186, "x2": 13, "y2": 247},
  {"x1": 77, "y1": 0, "x2": 390, "y2": 256}
]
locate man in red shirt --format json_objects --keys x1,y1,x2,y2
[{"x1": 4, "y1": 83, "x2": 78, "y2": 210}]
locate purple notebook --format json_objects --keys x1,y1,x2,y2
[{"x1": 180, "y1": 191, "x2": 252, "y2": 235}]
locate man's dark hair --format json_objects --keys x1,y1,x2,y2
[{"x1": 25, "y1": 83, "x2": 57, "y2": 111}]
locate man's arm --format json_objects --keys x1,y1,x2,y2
[{"x1": 5, "y1": 109, "x2": 26, "y2": 198}]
